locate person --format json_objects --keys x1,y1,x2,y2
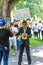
[
  {"x1": 0, "y1": 18, "x2": 13, "y2": 65},
  {"x1": 16, "y1": 20, "x2": 31, "y2": 65},
  {"x1": 38, "y1": 21, "x2": 42, "y2": 39},
  {"x1": 13, "y1": 19, "x2": 20, "y2": 50},
  {"x1": 13, "y1": 19, "x2": 19, "y2": 28},
  {"x1": 41, "y1": 22, "x2": 43, "y2": 40},
  {"x1": 9, "y1": 23, "x2": 18, "y2": 55},
  {"x1": 33, "y1": 23, "x2": 38, "y2": 39},
  {"x1": 13, "y1": 19, "x2": 16, "y2": 23}
]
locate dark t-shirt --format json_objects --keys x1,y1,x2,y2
[{"x1": 0, "y1": 28, "x2": 13, "y2": 50}]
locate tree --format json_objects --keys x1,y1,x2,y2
[{"x1": 14, "y1": 0, "x2": 43, "y2": 20}]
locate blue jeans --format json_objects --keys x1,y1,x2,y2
[{"x1": 0, "y1": 48, "x2": 9, "y2": 65}]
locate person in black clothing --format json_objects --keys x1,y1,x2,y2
[
  {"x1": 17, "y1": 20, "x2": 31, "y2": 65},
  {"x1": 0, "y1": 18, "x2": 13, "y2": 65}
]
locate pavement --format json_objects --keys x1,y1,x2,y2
[{"x1": 1, "y1": 45, "x2": 43, "y2": 65}]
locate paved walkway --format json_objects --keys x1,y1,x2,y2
[{"x1": 1, "y1": 45, "x2": 43, "y2": 65}]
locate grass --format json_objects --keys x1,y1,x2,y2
[{"x1": 30, "y1": 36, "x2": 43, "y2": 47}]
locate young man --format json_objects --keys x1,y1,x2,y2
[
  {"x1": 33, "y1": 23, "x2": 38, "y2": 39},
  {"x1": 16, "y1": 20, "x2": 31, "y2": 65},
  {"x1": 0, "y1": 18, "x2": 13, "y2": 65}
]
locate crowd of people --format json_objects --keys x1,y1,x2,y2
[
  {"x1": 31, "y1": 20, "x2": 43, "y2": 40},
  {"x1": 0, "y1": 17, "x2": 43, "y2": 65},
  {"x1": 0, "y1": 17, "x2": 32, "y2": 65}
]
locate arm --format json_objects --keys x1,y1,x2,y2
[{"x1": 28, "y1": 27, "x2": 32, "y2": 38}]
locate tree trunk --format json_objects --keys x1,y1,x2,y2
[{"x1": 3, "y1": 0, "x2": 11, "y2": 27}]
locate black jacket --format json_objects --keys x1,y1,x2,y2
[
  {"x1": 0, "y1": 29, "x2": 13, "y2": 50},
  {"x1": 17, "y1": 27, "x2": 31, "y2": 41}
]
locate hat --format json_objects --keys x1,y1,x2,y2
[{"x1": 0, "y1": 19, "x2": 5, "y2": 26}]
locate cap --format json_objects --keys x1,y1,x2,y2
[{"x1": 0, "y1": 19, "x2": 5, "y2": 26}]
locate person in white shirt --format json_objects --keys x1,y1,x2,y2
[
  {"x1": 9, "y1": 23, "x2": 18, "y2": 55},
  {"x1": 38, "y1": 21, "x2": 42, "y2": 39},
  {"x1": 33, "y1": 23, "x2": 38, "y2": 39},
  {"x1": 41, "y1": 22, "x2": 43, "y2": 40}
]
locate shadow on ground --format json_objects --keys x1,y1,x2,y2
[{"x1": 2, "y1": 45, "x2": 43, "y2": 65}]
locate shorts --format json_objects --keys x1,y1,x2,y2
[
  {"x1": 34, "y1": 32, "x2": 38, "y2": 36},
  {"x1": 9, "y1": 36, "x2": 17, "y2": 46}
]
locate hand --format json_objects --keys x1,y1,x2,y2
[{"x1": 5, "y1": 47, "x2": 8, "y2": 50}]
